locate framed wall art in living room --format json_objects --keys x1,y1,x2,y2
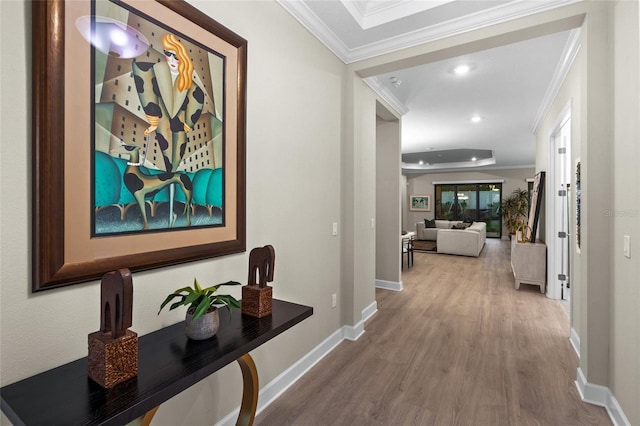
[
  {"x1": 32, "y1": 0, "x2": 247, "y2": 291},
  {"x1": 410, "y1": 195, "x2": 431, "y2": 212}
]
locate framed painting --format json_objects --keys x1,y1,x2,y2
[
  {"x1": 32, "y1": 0, "x2": 247, "y2": 291},
  {"x1": 526, "y1": 171, "x2": 545, "y2": 243},
  {"x1": 410, "y1": 195, "x2": 431, "y2": 212}
]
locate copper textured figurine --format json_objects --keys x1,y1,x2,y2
[
  {"x1": 242, "y1": 245, "x2": 275, "y2": 318},
  {"x1": 88, "y1": 269, "x2": 138, "y2": 388}
]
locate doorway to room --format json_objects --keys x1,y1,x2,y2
[{"x1": 548, "y1": 105, "x2": 572, "y2": 313}]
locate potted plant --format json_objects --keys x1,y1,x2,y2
[
  {"x1": 500, "y1": 188, "x2": 530, "y2": 236},
  {"x1": 158, "y1": 278, "x2": 241, "y2": 340}
]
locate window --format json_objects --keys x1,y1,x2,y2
[{"x1": 435, "y1": 183, "x2": 502, "y2": 238}]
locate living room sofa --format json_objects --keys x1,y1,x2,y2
[{"x1": 416, "y1": 220, "x2": 486, "y2": 257}]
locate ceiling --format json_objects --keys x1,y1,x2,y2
[{"x1": 277, "y1": 0, "x2": 581, "y2": 173}]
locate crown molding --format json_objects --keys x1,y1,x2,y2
[
  {"x1": 530, "y1": 28, "x2": 581, "y2": 134},
  {"x1": 363, "y1": 76, "x2": 409, "y2": 116},
  {"x1": 275, "y1": 0, "x2": 351, "y2": 61},
  {"x1": 340, "y1": 0, "x2": 456, "y2": 30},
  {"x1": 277, "y1": 0, "x2": 582, "y2": 64}
]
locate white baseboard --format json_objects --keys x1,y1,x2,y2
[
  {"x1": 569, "y1": 327, "x2": 580, "y2": 358},
  {"x1": 215, "y1": 302, "x2": 379, "y2": 426},
  {"x1": 343, "y1": 301, "x2": 378, "y2": 341},
  {"x1": 375, "y1": 279, "x2": 403, "y2": 291},
  {"x1": 575, "y1": 368, "x2": 632, "y2": 426},
  {"x1": 343, "y1": 320, "x2": 365, "y2": 341},
  {"x1": 362, "y1": 300, "x2": 378, "y2": 322},
  {"x1": 215, "y1": 328, "x2": 344, "y2": 426},
  {"x1": 607, "y1": 393, "x2": 633, "y2": 426}
]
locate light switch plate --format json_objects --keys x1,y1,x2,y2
[
  {"x1": 332, "y1": 222, "x2": 338, "y2": 236},
  {"x1": 623, "y1": 235, "x2": 631, "y2": 258}
]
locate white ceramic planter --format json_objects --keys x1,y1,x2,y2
[{"x1": 184, "y1": 309, "x2": 220, "y2": 340}]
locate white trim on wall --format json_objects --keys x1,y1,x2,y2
[
  {"x1": 575, "y1": 368, "x2": 632, "y2": 426},
  {"x1": 215, "y1": 328, "x2": 345, "y2": 426},
  {"x1": 569, "y1": 327, "x2": 580, "y2": 358},
  {"x1": 364, "y1": 77, "x2": 409, "y2": 115},
  {"x1": 530, "y1": 29, "x2": 582, "y2": 134},
  {"x1": 375, "y1": 279, "x2": 403, "y2": 291},
  {"x1": 277, "y1": 0, "x2": 581, "y2": 63},
  {"x1": 343, "y1": 321, "x2": 365, "y2": 341},
  {"x1": 362, "y1": 300, "x2": 378, "y2": 322},
  {"x1": 343, "y1": 300, "x2": 378, "y2": 341}
]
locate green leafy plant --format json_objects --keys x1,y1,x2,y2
[
  {"x1": 158, "y1": 278, "x2": 241, "y2": 321},
  {"x1": 500, "y1": 188, "x2": 530, "y2": 235}
]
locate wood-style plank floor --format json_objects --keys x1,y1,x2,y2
[{"x1": 256, "y1": 239, "x2": 611, "y2": 426}]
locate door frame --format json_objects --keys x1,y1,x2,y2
[{"x1": 546, "y1": 100, "x2": 572, "y2": 301}]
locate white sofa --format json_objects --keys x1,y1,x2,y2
[{"x1": 416, "y1": 220, "x2": 486, "y2": 257}]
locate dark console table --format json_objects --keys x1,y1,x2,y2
[{"x1": 1, "y1": 299, "x2": 312, "y2": 426}]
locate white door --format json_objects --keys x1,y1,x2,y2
[{"x1": 553, "y1": 118, "x2": 571, "y2": 301}]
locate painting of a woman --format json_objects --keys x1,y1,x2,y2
[{"x1": 131, "y1": 33, "x2": 205, "y2": 226}]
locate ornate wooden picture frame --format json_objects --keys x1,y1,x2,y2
[{"x1": 32, "y1": 0, "x2": 247, "y2": 291}]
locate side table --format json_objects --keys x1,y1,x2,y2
[{"x1": 1, "y1": 299, "x2": 313, "y2": 426}]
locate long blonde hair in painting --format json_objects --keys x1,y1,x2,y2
[{"x1": 162, "y1": 34, "x2": 193, "y2": 92}]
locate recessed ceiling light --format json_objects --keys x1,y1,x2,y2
[
  {"x1": 453, "y1": 64, "x2": 471, "y2": 75},
  {"x1": 419, "y1": 160, "x2": 424, "y2": 165},
  {"x1": 471, "y1": 157, "x2": 477, "y2": 161},
  {"x1": 471, "y1": 116, "x2": 482, "y2": 123}
]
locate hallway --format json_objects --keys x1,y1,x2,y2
[{"x1": 256, "y1": 239, "x2": 611, "y2": 425}]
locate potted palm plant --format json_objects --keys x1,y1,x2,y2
[
  {"x1": 500, "y1": 188, "x2": 530, "y2": 237},
  {"x1": 158, "y1": 278, "x2": 241, "y2": 340}
]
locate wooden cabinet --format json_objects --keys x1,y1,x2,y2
[{"x1": 511, "y1": 238, "x2": 547, "y2": 293}]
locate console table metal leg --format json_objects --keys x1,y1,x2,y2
[
  {"x1": 236, "y1": 353, "x2": 259, "y2": 426},
  {"x1": 136, "y1": 354, "x2": 258, "y2": 426},
  {"x1": 140, "y1": 405, "x2": 159, "y2": 426}
]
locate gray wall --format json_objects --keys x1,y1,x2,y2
[
  {"x1": 609, "y1": 0, "x2": 639, "y2": 420},
  {"x1": 0, "y1": 1, "x2": 348, "y2": 424}
]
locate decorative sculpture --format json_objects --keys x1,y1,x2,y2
[
  {"x1": 88, "y1": 269, "x2": 138, "y2": 388},
  {"x1": 242, "y1": 245, "x2": 275, "y2": 318}
]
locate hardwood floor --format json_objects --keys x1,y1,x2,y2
[{"x1": 256, "y1": 239, "x2": 611, "y2": 426}]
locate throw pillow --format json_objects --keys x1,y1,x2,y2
[
  {"x1": 453, "y1": 222, "x2": 470, "y2": 229},
  {"x1": 424, "y1": 219, "x2": 436, "y2": 228},
  {"x1": 463, "y1": 219, "x2": 474, "y2": 225}
]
